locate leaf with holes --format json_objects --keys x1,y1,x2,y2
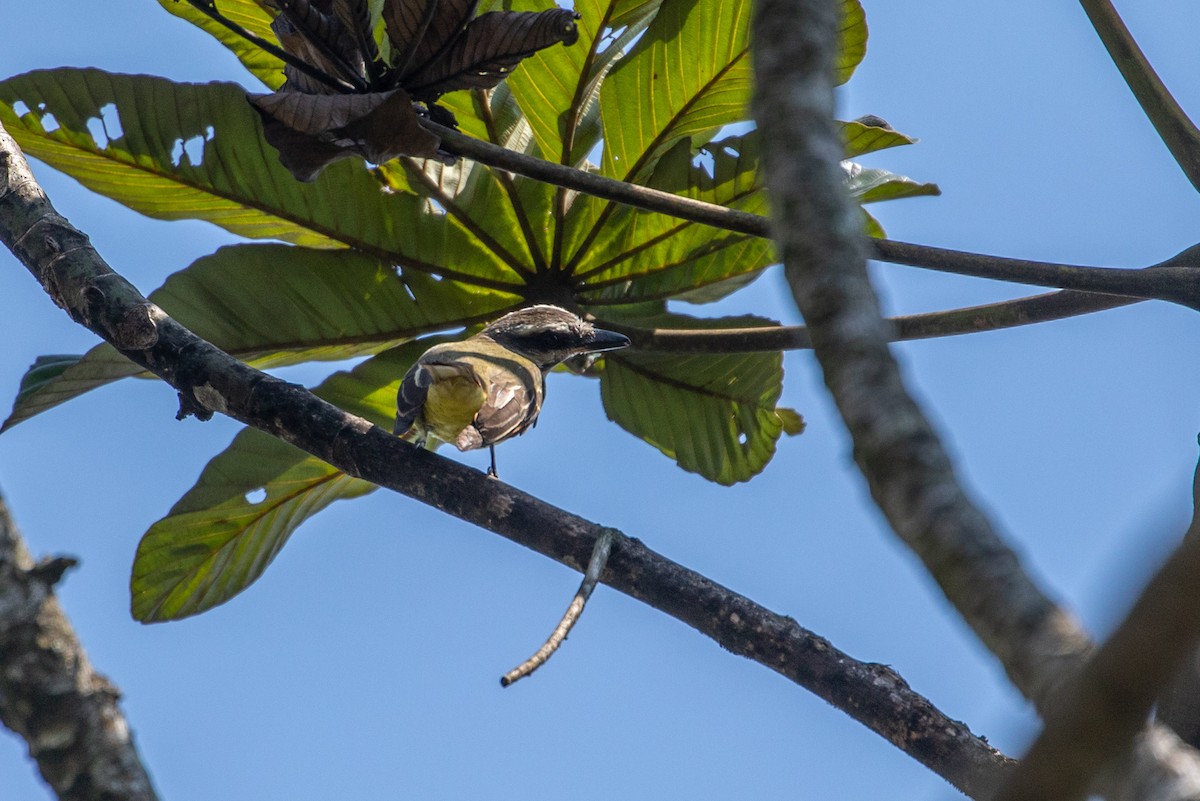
[
  {"x1": 0, "y1": 69, "x2": 518, "y2": 285},
  {"x1": 130, "y1": 342, "x2": 433, "y2": 622},
  {"x1": 3, "y1": 0, "x2": 935, "y2": 499},
  {"x1": 597, "y1": 310, "x2": 802, "y2": 485}
]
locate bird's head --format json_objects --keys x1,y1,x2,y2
[{"x1": 481, "y1": 305, "x2": 630, "y2": 372}]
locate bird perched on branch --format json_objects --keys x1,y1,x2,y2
[{"x1": 394, "y1": 305, "x2": 630, "y2": 477}]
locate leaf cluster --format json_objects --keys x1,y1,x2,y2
[{"x1": 0, "y1": 0, "x2": 935, "y2": 620}]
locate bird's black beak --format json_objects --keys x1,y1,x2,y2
[{"x1": 587, "y1": 328, "x2": 631, "y2": 353}]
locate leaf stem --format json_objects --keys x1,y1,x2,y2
[
  {"x1": 595, "y1": 288, "x2": 1140, "y2": 353},
  {"x1": 472, "y1": 89, "x2": 549, "y2": 273},
  {"x1": 399, "y1": 157, "x2": 536, "y2": 280}
]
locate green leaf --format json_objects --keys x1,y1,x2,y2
[
  {"x1": 574, "y1": 132, "x2": 772, "y2": 302},
  {"x1": 507, "y1": 0, "x2": 663, "y2": 166},
  {"x1": 150, "y1": 244, "x2": 516, "y2": 361},
  {"x1": 157, "y1": 0, "x2": 285, "y2": 90},
  {"x1": 596, "y1": 310, "x2": 796, "y2": 485},
  {"x1": 131, "y1": 438, "x2": 375, "y2": 623},
  {"x1": 836, "y1": 0, "x2": 868, "y2": 85},
  {"x1": 840, "y1": 116, "x2": 916, "y2": 158},
  {"x1": 0, "y1": 68, "x2": 520, "y2": 285},
  {"x1": 598, "y1": 0, "x2": 754, "y2": 185},
  {"x1": 2, "y1": 244, "x2": 517, "y2": 431},
  {"x1": 844, "y1": 162, "x2": 941, "y2": 204},
  {"x1": 131, "y1": 342, "x2": 430, "y2": 622},
  {"x1": 2, "y1": 350, "x2": 140, "y2": 434}
]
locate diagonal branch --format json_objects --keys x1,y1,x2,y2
[
  {"x1": 0, "y1": 120, "x2": 1012, "y2": 799},
  {"x1": 0, "y1": 492, "x2": 159, "y2": 801},
  {"x1": 749, "y1": 1, "x2": 1200, "y2": 799},
  {"x1": 1078, "y1": 0, "x2": 1200, "y2": 193},
  {"x1": 995, "y1": 445, "x2": 1200, "y2": 801}
]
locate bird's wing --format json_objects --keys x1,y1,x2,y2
[
  {"x1": 471, "y1": 359, "x2": 541, "y2": 445},
  {"x1": 394, "y1": 360, "x2": 431, "y2": 436},
  {"x1": 394, "y1": 357, "x2": 477, "y2": 437}
]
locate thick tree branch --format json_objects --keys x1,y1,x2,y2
[
  {"x1": 749, "y1": 0, "x2": 1200, "y2": 799},
  {"x1": 0, "y1": 492, "x2": 159, "y2": 801},
  {"x1": 0, "y1": 122, "x2": 1012, "y2": 798},
  {"x1": 995, "y1": 446, "x2": 1200, "y2": 801},
  {"x1": 1078, "y1": 0, "x2": 1200, "y2": 193}
]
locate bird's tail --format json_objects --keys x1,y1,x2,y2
[{"x1": 394, "y1": 420, "x2": 445, "y2": 452}]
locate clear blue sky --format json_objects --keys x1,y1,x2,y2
[{"x1": 3, "y1": 2, "x2": 1200, "y2": 799}]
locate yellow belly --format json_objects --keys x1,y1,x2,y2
[{"x1": 422, "y1": 376, "x2": 486, "y2": 444}]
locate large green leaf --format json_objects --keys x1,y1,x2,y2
[
  {"x1": 2, "y1": 244, "x2": 518, "y2": 432},
  {"x1": 4, "y1": 1, "x2": 931, "y2": 502},
  {"x1": 573, "y1": 133, "x2": 770, "y2": 301},
  {"x1": 158, "y1": 0, "x2": 285, "y2": 90},
  {"x1": 0, "y1": 69, "x2": 519, "y2": 285},
  {"x1": 563, "y1": 0, "x2": 755, "y2": 269},
  {"x1": 130, "y1": 341, "x2": 429, "y2": 622},
  {"x1": 507, "y1": 0, "x2": 663, "y2": 167},
  {"x1": 595, "y1": 310, "x2": 802, "y2": 485},
  {"x1": 597, "y1": 0, "x2": 754, "y2": 185}
]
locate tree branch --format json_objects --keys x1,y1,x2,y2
[
  {"x1": 0, "y1": 121, "x2": 1012, "y2": 799},
  {"x1": 1078, "y1": 0, "x2": 1200, "y2": 193},
  {"x1": 597, "y1": 288, "x2": 1140, "y2": 353},
  {"x1": 995, "y1": 444, "x2": 1200, "y2": 801},
  {"x1": 426, "y1": 120, "x2": 1200, "y2": 307},
  {"x1": 0, "y1": 492, "x2": 159, "y2": 801},
  {"x1": 749, "y1": 1, "x2": 1200, "y2": 799}
]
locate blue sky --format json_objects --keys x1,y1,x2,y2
[{"x1": 2, "y1": 1, "x2": 1200, "y2": 799}]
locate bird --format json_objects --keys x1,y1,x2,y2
[{"x1": 393, "y1": 305, "x2": 631, "y2": 477}]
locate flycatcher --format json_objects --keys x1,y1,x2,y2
[{"x1": 394, "y1": 305, "x2": 630, "y2": 476}]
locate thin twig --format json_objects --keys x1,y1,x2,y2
[
  {"x1": 749, "y1": 2, "x2": 1200, "y2": 800},
  {"x1": 594, "y1": 288, "x2": 1138, "y2": 353},
  {"x1": 501, "y1": 529, "x2": 615, "y2": 687},
  {"x1": 1078, "y1": 0, "x2": 1200, "y2": 193},
  {"x1": 0, "y1": 120, "x2": 1012, "y2": 799}
]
